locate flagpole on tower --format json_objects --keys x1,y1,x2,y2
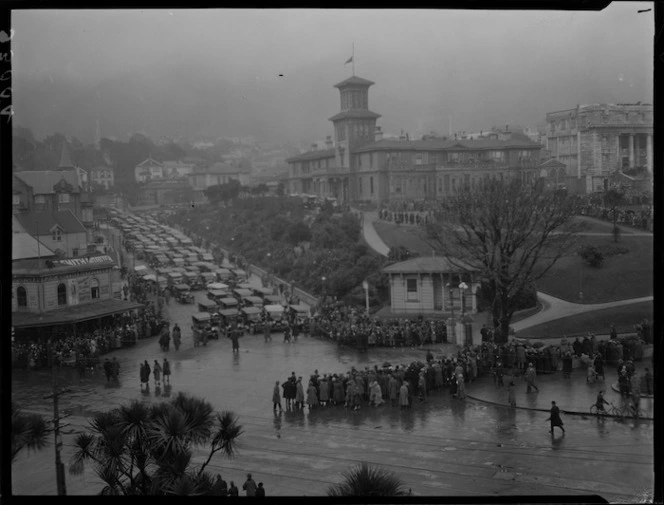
[{"x1": 352, "y1": 42, "x2": 355, "y2": 75}]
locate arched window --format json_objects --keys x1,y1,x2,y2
[
  {"x1": 57, "y1": 283, "x2": 67, "y2": 305},
  {"x1": 17, "y1": 286, "x2": 27, "y2": 307},
  {"x1": 91, "y1": 278, "x2": 100, "y2": 299}
]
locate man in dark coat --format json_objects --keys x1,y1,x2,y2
[
  {"x1": 103, "y1": 358, "x2": 113, "y2": 382},
  {"x1": 547, "y1": 401, "x2": 565, "y2": 435},
  {"x1": 230, "y1": 326, "x2": 240, "y2": 353}
]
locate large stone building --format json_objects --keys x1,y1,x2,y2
[
  {"x1": 545, "y1": 103, "x2": 653, "y2": 193},
  {"x1": 287, "y1": 75, "x2": 544, "y2": 203}
]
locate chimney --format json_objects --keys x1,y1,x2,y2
[
  {"x1": 374, "y1": 126, "x2": 383, "y2": 142},
  {"x1": 325, "y1": 136, "x2": 333, "y2": 149},
  {"x1": 311, "y1": 143, "x2": 317, "y2": 151}
]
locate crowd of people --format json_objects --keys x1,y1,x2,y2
[
  {"x1": 311, "y1": 305, "x2": 448, "y2": 349},
  {"x1": 11, "y1": 303, "x2": 168, "y2": 371}
]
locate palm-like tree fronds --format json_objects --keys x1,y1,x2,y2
[
  {"x1": 327, "y1": 462, "x2": 407, "y2": 497},
  {"x1": 171, "y1": 393, "x2": 215, "y2": 445},
  {"x1": 11, "y1": 403, "x2": 50, "y2": 462},
  {"x1": 212, "y1": 411, "x2": 243, "y2": 458},
  {"x1": 147, "y1": 407, "x2": 190, "y2": 456},
  {"x1": 69, "y1": 432, "x2": 98, "y2": 475},
  {"x1": 118, "y1": 401, "x2": 150, "y2": 441}
]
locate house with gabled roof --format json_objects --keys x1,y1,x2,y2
[
  {"x1": 134, "y1": 156, "x2": 164, "y2": 183},
  {"x1": 15, "y1": 210, "x2": 89, "y2": 258},
  {"x1": 13, "y1": 170, "x2": 83, "y2": 217}
]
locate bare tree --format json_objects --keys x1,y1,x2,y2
[{"x1": 426, "y1": 177, "x2": 580, "y2": 339}]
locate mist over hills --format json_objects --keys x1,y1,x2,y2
[{"x1": 14, "y1": 51, "x2": 652, "y2": 146}]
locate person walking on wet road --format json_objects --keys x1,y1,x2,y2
[
  {"x1": 296, "y1": 377, "x2": 305, "y2": 409},
  {"x1": 273, "y1": 381, "x2": 283, "y2": 412},
  {"x1": 153, "y1": 359, "x2": 162, "y2": 387},
  {"x1": 230, "y1": 326, "x2": 240, "y2": 353},
  {"x1": 104, "y1": 358, "x2": 112, "y2": 382},
  {"x1": 547, "y1": 401, "x2": 565, "y2": 435},
  {"x1": 525, "y1": 363, "x2": 539, "y2": 393},
  {"x1": 172, "y1": 324, "x2": 181, "y2": 351},
  {"x1": 389, "y1": 374, "x2": 399, "y2": 407},
  {"x1": 140, "y1": 360, "x2": 151, "y2": 389},
  {"x1": 162, "y1": 358, "x2": 171, "y2": 384}
]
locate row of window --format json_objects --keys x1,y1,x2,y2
[{"x1": 15, "y1": 280, "x2": 100, "y2": 307}]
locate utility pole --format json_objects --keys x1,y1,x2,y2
[{"x1": 46, "y1": 342, "x2": 71, "y2": 496}]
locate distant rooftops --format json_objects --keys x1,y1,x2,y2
[
  {"x1": 14, "y1": 170, "x2": 81, "y2": 194},
  {"x1": 15, "y1": 210, "x2": 87, "y2": 236}
]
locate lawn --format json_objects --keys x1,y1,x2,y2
[
  {"x1": 373, "y1": 218, "x2": 653, "y2": 303},
  {"x1": 519, "y1": 301, "x2": 653, "y2": 339}
]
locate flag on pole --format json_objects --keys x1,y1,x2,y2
[{"x1": 344, "y1": 56, "x2": 353, "y2": 64}]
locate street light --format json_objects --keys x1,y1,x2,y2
[
  {"x1": 459, "y1": 281, "x2": 469, "y2": 347},
  {"x1": 446, "y1": 282, "x2": 455, "y2": 318},
  {"x1": 362, "y1": 279, "x2": 369, "y2": 315}
]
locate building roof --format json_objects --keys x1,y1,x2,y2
[
  {"x1": 203, "y1": 162, "x2": 242, "y2": 174},
  {"x1": 15, "y1": 210, "x2": 87, "y2": 236},
  {"x1": 12, "y1": 232, "x2": 56, "y2": 260},
  {"x1": 11, "y1": 299, "x2": 145, "y2": 329},
  {"x1": 285, "y1": 147, "x2": 337, "y2": 163},
  {"x1": 136, "y1": 156, "x2": 163, "y2": 168},
  {"x1": 383, "y1": 256, "x2": 478, "y2": 274},
  {"x1": 539, "y1": 158, "x2": 567, "y2": 168},
  {"x1": 328, "y1": 110, "x2": 382, "y2": 122},
  {"x1": 333, "y1": 76, "x2": 375, "y2": 88},
  {"x1": 88, "y1": 165, "x2": 114, "y2": 172},
  {"x1": 352, "y1": 137, "x2": 541, "y2": 153},
  {"x1": 14, "y1": 170, "x2": 81, "y2": 194}
]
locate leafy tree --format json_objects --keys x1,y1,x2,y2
[
  {"x1": 11, "y1": 402, "x2": 50, "y2": 462},
  {"x1": 427, "y1": 178, "x2": 579, "y2": 338},
  {"x1": 69, "y1": 393, "x2": 243, "y2": 496},
  {"x1": 603, "y1": 186, "x2": 625, "y2": 243},
  {"x1": 286, "y1": 222, "x2": 312, "y2": 245},
  {"x1": 327, "y1": 462, "x2": 408, "y2": 497},
  {"x1": 276, "y1": 182, "x2": 285, "y2": 196},
  {"x1": 578, "y1": 244, "x2": 604, "y2": 267},
  {"x1": 204, "y1": 180, "x2": 241, "y2": 204}
]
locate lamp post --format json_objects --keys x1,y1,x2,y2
[
  {"x1": 446, "y1": 282, "x2": 455, "y2": 318},
  {"x1": 362, "y1": 279, "x2": 369, "y2": 315},
  {"x1": 321, "y1": 276, "x2": 326, "y2": 304},
  {"x1": 459, "y1": 281, "x2": 469, "y2": 346}
]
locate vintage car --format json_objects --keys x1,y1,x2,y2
[
  {"x1": 207, "y1": 289, "x2": 228, "y2": 304},
  {"x1": 233, "y1": 288, "x2": 254, "y2": 302},
  {"x1": 219, "y1": 297, "x2": 240, "y2": 310},
  {"x1": 167, "y1": 271, "x2": 184, "y2": 286},
  {"x1": 218, "y1": 308, "x2": 240, "y2": 327},
  {"x1": 173, "y1": 283, "x2": 195, "y2": 304},
  {"x1": 198, "y1": 299, "x2": 219, "y2": 313},
  {"x1": 288, "y1": 304, "x2": 311, "y2": 331},
  {"x1": 242, "y1": 296, "x2": 264, "y2": 308},
  {"x1": 230, "y1": 268, "x2": 248, "y2": 283},
  {"x1": 183, "y1": 271, "x2": 205, "y2": 290},
  {"x1": 215, "y1": 268, "x2": 233, "y2": 281},
  {"x1": 200, "y1": 272, "x2": 216, "y2": 285},
  {"x1": 236, "y1": 282, "x2": 254, "y2": 290},
  {"x1": 191, "y1": 312, "x2": 217, "y2": 346},
  {"x1": 264, "y1": 304, "x2": 287, "y2": 332},
  {"x1": 264, "y1": 295, "x2": 283, "y2": 306},
  {"x1": 252, "y1": 286, "x2": 273, "y2": 298},
  {"x1": 207, "y1": 282, "x2": 229, "y2": 292},
  {"x1": 240, "y1": 306, "x2": 264, "y2": 333}
]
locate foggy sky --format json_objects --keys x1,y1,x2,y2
[{"x1": 12, "y1": 5, "x2": 654, "y2": 144}]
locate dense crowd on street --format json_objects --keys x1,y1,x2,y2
[
  {"x1": 11, "y1": 303, "x2": 167, "y2": 371},
  {"x1": 274, "y1": 327, "x2": 653, "y2": 413},
  {"x1": 311, "y1": 305, "x2": 448, "y2": 348}
]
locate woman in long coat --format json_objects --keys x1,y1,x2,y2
[
  {"x1": 318, "y1": 377, "x2": 329, "y2": 406},
  {"x1": 399, "y1": 381, "x2": 410, "y2": 410},
  {"x1": 388, "y1": 375, "x2": 399, "y2": 406},
  {"x1": 306, "y1": 382, "x2": 319, "y2": 410},
  {"x1": 295, "y1": 378, "x2": 305, "y2": 409},
  {"x1": 153, "y1": 360, "x2": 162, "y2": 386},
  {"x1": 332, "y1": 378, "x2": 344, "y2": 405}
]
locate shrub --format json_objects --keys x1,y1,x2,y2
[{"x1": 578, "y1": 244, "x2": 604, "y2": 267}]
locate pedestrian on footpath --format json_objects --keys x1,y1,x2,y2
[
  {"x1": 104, "y1": 358, "x2": 113, "y2": 382},
  {"x1": 264, "y1": 321, "x2": 271, "y2": 342},
  {"x1": 525, "y1": 363, "x2": 539, "y2": 393},
  {"x1": 456, "y1": 372, "x2": 466, "y2": 400},
  {"x1": 230, "y1": 327, "x2": 240, "y2": 353},
  {"x1": 399, "y1": 381, "x2": 410, "y2": 410},
  {"x1": 153, "y1": 360, "x2": 162, "y2": 387},
  {"x1": 507, "y1": 378, "x2": 516, "y2": 407},
  {"x1": 162, "y1": 358, "x2": 171, "y2": 384},
  {"x1": 295, "y1": 377, "x2": 305, "y2": 409},
  {"x1": 273, "y1": 381, "x2": 283, "y2": 412},
  {"x1": 546, "y1": 401, "x2": 565, "y2": 436},
  {"x1": 141, "y1": 360, "x2": 151, "y2": 389},
  {"x1": 243, "y1": 473, "x2": 257, "y2": 497},
  {"x1": 172, "y1": 324, "x2": 181, "y2": 351}
]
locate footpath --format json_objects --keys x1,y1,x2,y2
[{"x1": 465, "y1": 360, "x2": 654, "y2": 421}]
